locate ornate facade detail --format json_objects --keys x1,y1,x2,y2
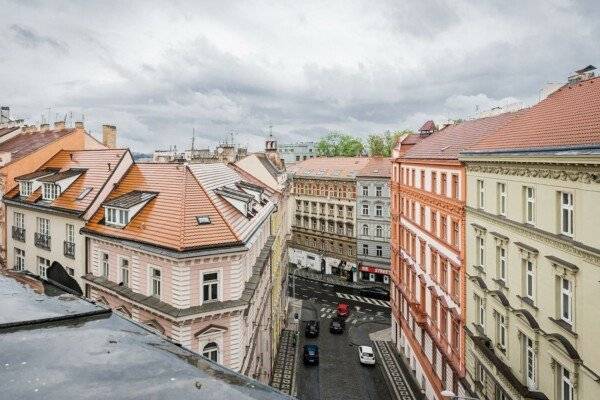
[
  {"x1": 467, "y1": 163, "x2": 600, "y2": 184},
  {"x1": 401, "y1": 184, "x2": 465, "y2": 219}
]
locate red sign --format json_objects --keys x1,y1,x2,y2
[{"x1": 359, "y1": 265, "x2": 390, "y2": 275}]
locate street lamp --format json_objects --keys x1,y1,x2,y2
[{"x1": 440, "y1": 390, "x2": 479, "y2": 400}]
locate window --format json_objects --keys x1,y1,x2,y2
[
  {"x1": 431, "y1": 210, "x2": 437, "y2": 235},
  {"x1": 440, "y1": 215, "x2": 447, "y2": 241},
  {"x1": 37, "y1": 217, "x2": 50, "y2": 236},
  {"x1": 102, "y1": 253, "x2": 109, "y2": 277},
  {"x1": 420, "y1": 206, "x2": 425, "y2": 227},
  {"x1": 477, "y1": 179, "x2": 485, "y2": 208},
  {"x1": 376, "y1": 186, "x2": 382, "y2": 197},
  {"x1": 476, "y1": 236, "x2": 485, "y2": 268},
  {"x1": 376, "y1": 246, "x2": 382, "y2": 257},
  {"x1": 376, "y1": 225, "x2": 382, "y2": 238},
  {"x1": 120, "y1": 258, "x2": 130, "y2": 287},
  {"x1": 451, "y1": 220, "x2": 459, "y2": 246},
  {"x1": 496, "y1": 312, "x2": 506, "y2": 350},
  {"x1": 362, "y1": 244, "x2": 369, "y2": 255},
  {"x1": 38, "y1": 256, "x2": 50, "y2": 279},
  {"x1": 451, "y1": 268, "x2": 459, "y2": 300},
  {"x1": 560, "y1": 192, "x2": 574, "y2": 236},
  {"x1": 14, "y1": 212, "x2": 24, "y2": 228},
  {"x1": 497, "y1": 182, "x2": 506, "y2": 216},
  {"x1": 558, "y1": 365, "x2": 574, "y2": 400},
  {"x1": 525, "y1": 187, "x2": 535, "y2": 224},
  {"x1": 525, "y1": 260, "x2": 535, "y2": 301},
  {"x1": 431, "y1": 295, "x2": 438, "y2": 323},
  {"x1": 375, "y1": 205, "x2": 382, "y2": 217},
  {"x1": 560, "y1": 277, "x2": 572, "y2": 324},
  {"x1": 441, "y1": 173, "x2": 447, "y2": 195},
  {"x1": 362, "y1": 204, "x2": 369, "y2": 215},
  {"x1": 497, "y1": 245, "x2": 507, "y2": 282},
  {"x1": 431, "y1": 172, "x2": 437, "y2": 193},
  {"x1": 475, "y1": 294, "x2": 485, "y2": 327},
  {"x1": 440, "y1": 259, "x2": 448, "y2": 288},
  {"x1": 362, "y1": 186, "x2": 369, "y2": 196},
  {"x1": 65, "y1": 223, "x2": 75, "y2": 243},
  {"x1": 420, "y1": 170, "x2": 425, "y2": 190},
  {"x1": 451, "y1": 174, "x2": 459, "y2": 199},
  {"x1": 203, "y1": 342, "x2": 219, "y2": 362},
  {"x1": 42, "y1": 183, "x2": 60, "y2": 200},
  {"x1": 348, "y1": 246, "x2": 353, "y2": 256},
  {"x1": 105, "y1": 207, "x2": 130, "y2": 226},
  {"x1": 203, "y1": 272, "x2": 219, "y2": 302},
  {"x1": 151, "y1": 268, "x2": 161, "y2": 298},
  {"x1": 19, "y1": 181, "x2": 32, "y2": 196},
  {"x1": 14, "y1": 248, "x2": 25, "y2": 271},
  {"x1": 525, "y1": 336, "x2": 536, "y2": 389}
]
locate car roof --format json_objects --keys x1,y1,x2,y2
[
  {"x1": 305, "y1": 344, "x2": 318, "y2": 350},
  {"x1": 359, "y1": 346, "x2": 374, "y2": 353}
]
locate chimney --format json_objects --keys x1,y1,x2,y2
[
  {"x1": 75, "y1": 121, "x2": 84, "y2": 129},
  {"x1": 54, "y1": 121, "x2": 65, "y2": 130},
  {"x1": 568, "y1": 65, "x2": 596, "y2": 84},
  {"x1": 40, "y1": 123, "x2": 50, "y2": 131},
  {"x1": 102, "y1": 124, "x2": 117, "y2": 149}
]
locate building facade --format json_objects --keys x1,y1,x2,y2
[
  {"x1": 356, "y1": 158, "x2": 392, "y2": 284},
  {"x1": 461, "y1": 73, "x2": 600, "y2": 400},
  {"x1": 278, "y1": 141, "x2": 316, "y2": 165},
  {"x1": 82, "y1": 162, "x2": 276, "y2": 383},
  {"x1": 288, "y1": 157, "x2": 370, "y2": 281},
  {"x1": 390, "y1": 114, "x2": 519, "y2": 400}
]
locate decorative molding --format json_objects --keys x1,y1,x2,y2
[
  {"x1": 400, "y1": 184, "x2": 465, "y2": 219},
  {"x1": 467, "y1": 163, "x2": 600, "y2": 184},
  {"x1": 468, "y1": 207, "x2": 600, "y2": 266}
]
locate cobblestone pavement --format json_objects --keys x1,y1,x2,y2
[
  {"x1": 271, "y1": 330, "x2": 299, "y2": 395},
  {"x1": 373, "y1": 341, "x2": 421, "y2": 400}
]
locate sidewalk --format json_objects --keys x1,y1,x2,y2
[
  {"x1": 270, "y1": 299, "x2": 302, "y2": 396},
  {"x1": 373, "y1": 340, "x2": 425, "y2": 400},
  {"x1": 289, "y1": 264, "x2": 387, "y2": 290}
]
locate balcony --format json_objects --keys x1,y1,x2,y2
[
  {"x1": 64, "y1": 241, "x2": 75, "y2": 259},
  {"x1": 12, "y1": 226, "x2": 25, "y2": 242},
  {"x1": 34, "y1": 233, "x2": 51, "y2": 250}
]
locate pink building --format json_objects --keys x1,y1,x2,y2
[{"x1": 82, "y1": 162, "x2": 276, "y2": 383}]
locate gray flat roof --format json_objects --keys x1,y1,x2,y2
[{"x1": 0, "y1": 275, "x2": 291, "y2": 400}]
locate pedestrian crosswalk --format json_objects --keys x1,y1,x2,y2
[
  {"x1": 335, "y1": 292, "x2": 390, "y2": 308},
  {"x1": 317, "y1": 307, "x2": 363, "y2": 324}
]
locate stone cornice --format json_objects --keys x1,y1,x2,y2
[
  {"x1": 468, "y1": 207, "x2": 600, "y2": 266},
  {"x1": 466, "y1": 162, "x2": 600, "y2": 184},
  {"x1": 401, "y1": 185, "x2": 465, "y2": 219}
]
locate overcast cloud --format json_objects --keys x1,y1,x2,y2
[{"x1": 1, "y1": 0, "x2": 599, "y2": 152}]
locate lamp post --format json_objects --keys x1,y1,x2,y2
[{"x1": 440, "y1": 390, "x2": 479, "y2": 400}]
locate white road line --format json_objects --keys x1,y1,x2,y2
[
  {"x1": 320, "y1": 307, "x2": 326, "y2": 312},
  {"x1": 320, "y1": 314, "x2": 326, "y2": 318}
]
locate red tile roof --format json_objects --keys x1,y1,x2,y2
[
  {"x1": 0, "y1": 128, "x2": 77, "y2": 166},
  {"x1": 419, "y1": 120, "x2": 436, "y2": 132},
  {"x1": 357, "y1": 157, "x2": 392, "y2": 178},
  {"x1": 401, "y1": 134, "x2": 422, "y2": 145},
  {"x1": 403, "y1": 112, "x2": 522, "y2": 160},
  {"x1": 467, "y1": 77, "x2": 600, "y2": 152},
  {"x1": 287, "y1": 157, "x2": 371, "y2": 179}
]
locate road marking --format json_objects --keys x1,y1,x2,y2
[
  {"x1": 351, "y1": 319, "x2": 357, "y2": 324},
  {"x1": 335, "y1": 292, "x2": 390, "y2": 308},
  {"x1": 320, "y1": 307, "x2": 326, "y2": 312}
]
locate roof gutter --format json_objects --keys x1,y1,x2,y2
[{"x1": 461, "y1": 143, "x2": 600, "y2": 157}]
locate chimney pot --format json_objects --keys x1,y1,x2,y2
[
  {"x1": 102, "y1": 124, "x2": 117, "y2": 149},
  {"x1": 40, "y1": 123, "x2": 50, "y2": 131},
  {"x1": 75, "y1": 121, "x2": 84, "y2": 129},
  {"x1": 54, "y1": 121, "x2": 65, "y2": 130}
]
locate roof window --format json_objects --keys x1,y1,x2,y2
[
  {"x1": 196, "y1": 216, "x2": 211, "y2": 225},
  {"x1": 77, "y1": 187, "x2": 93, "y2": 200},
  {"x1": 42, "y1": 183, "x2": 60, "y2": 201},
  {"x1": 106, "y1": 207, "x2": 129, "y2": 227}
]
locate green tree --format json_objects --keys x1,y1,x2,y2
[
  {"x1": 316, "y1": 132, "x2": 364, "y2": 157},
  {"x1": 367, "y1": 129, "x2": 415, "y2": 157}
]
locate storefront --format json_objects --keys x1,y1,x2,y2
[{"x1": 359, "y1": 264, "x2": 389, "y2": 284}]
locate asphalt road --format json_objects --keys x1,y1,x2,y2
[{"x1": 290, "y1": 276, "x2": 393, "y2": 400}]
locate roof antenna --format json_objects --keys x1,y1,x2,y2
[{"x1": 191, "y1": 128, "x2": 195, "y2": 152}]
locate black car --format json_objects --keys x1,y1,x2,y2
[
  {"x1": 305, "y1": 320, "x2": 320, "y2": 338},
  {"x1": 329, "y1": 317, "x2": 345, "y2": 334},
  {"x1": 303, "y1": 344, "x2": 319, "y2": 365},
  {"x1": 358, "y1": 286, "x2": 390, "y2": 301}
]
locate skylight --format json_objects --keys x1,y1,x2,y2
[
  {"x1": 77, "y1": 187, "x2": 93, "y2": 200},
  {"x1": 196, "y1": 216, "x2": 211, "y2": 225}
]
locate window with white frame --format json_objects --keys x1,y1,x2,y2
[
  {"x1": 362, "y1": 244, "x2": 369, "y2": 256},
  {"x1": 558, "y1": 364, "x2": 574, "y2": 400},
  {"x1": 376, "y1": 225, "x2": 382, "y2": 238},
  {"x1": 150, "y1": 267, "x2": 161, "y2": 297},
  {"x1": 496, "y1": 312, "x2": 506, "y2": 350},
  {"x1": 102, "y1": 253, "x2": 109, "y2": 277},
  {"x1": 497, "y1": 244, "x2": 507, "y2": 282},
  {"x1": 14, "y1": 248, "x2": 25, "y2": 271},
  {"x1": 65, "y1": 223, "x2": 75, "y2": 243},
  {"x1": 525, "y1": 187, "x2": 535, "y2": 224},
  {"x1": 476, "y1": 236, "x2": 485, "y2": 268},
  {"x1": 525, "y1": 259, "x2": 535, "y2": 301},
  {"x1": 477, "y1": 179, "x2": 485, "y2": 209},
  {"x1": 362, "y1": 224, "x2": 369, "y2": 236},
  {"x1": 560, "y1": 192, "x2": 574, "y2": 236},
  {"x1": 375, "y1": 205, "x2": 383, "y2": 217},
  {"x1": 362, "y1": 204, "x2": 369, "y2": 215},
  {"x1": 560, "y1": 277, "x2": 573, "y2": 324},
  {"x1": 525, "y1": 335, "x2": 536, "y2": 389},
  {"x1": 497, "y1": 182, "x2": 506, "y2": 216},
  {"x1": 362, "y1": 186, "x2": 369, "y2": 196},
  {"x1": 106, "y1": 207, "x2": 130, "y2": 227},
  {"x1": 37, "y1": 217, "x2": 50, "y2": 236},
  {"x1": 42, "y1": 183, "x2": 60, "y2": 200},
  {"x1": 19, "y1": 181, "x2": 32, "y2": 196},
  {"x1": 14, "y1": 212, "x2": 24, "y2": 229},
  {"x1": 120, "y1": 258, "x2": 130, "y2": 287},
  {"x1": 38, "y1": 256, "x2": 50, "y2": 279},
  {"x1": 203, "y1": 342, "x2": 219, "y2": 362},
  {"x1": 376, "y1": 186, "x2": 382, "y2": 197},
  {"x1": 376, "y1": 245, "x2": 383, "y2": 257},
  {"x1": 203, "y1": 272, "x2": 219, "y2": 302},
  {"x1": 474, "y1": 294, "x2": 485, "y2": 328}
]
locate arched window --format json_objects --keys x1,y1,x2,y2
[
  {"x1": 376, "y1": 225, "x2": 383, "y2": 238},
  {"x1": 362, "y1": 224, "x2": 369, "y2": 236},
  {"x1": 203, "y1": 342, "x2": 219, "y2": 362}
]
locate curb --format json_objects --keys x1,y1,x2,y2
[
  {"x1": 290, "y1": 271, "x2": 368, "y2": 290},
  {"x1": 347, "y1": 319, "x2": 391, "y2": 347}
]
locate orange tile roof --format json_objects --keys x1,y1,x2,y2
[
  {"x1": 357, "y1": 157, "x2": 392, "y2": 178},
  {"x1": 287, "y1": 157, "x2": 371, "y2": 179},
  {"x1": 0, "y1": 128, "x2": 76, "y2": 166},
  {"x1": 467, "y1": 77, "x2": 600, "y2": 153},
  {"x1": 403, "y1": 111, "x2": 522, "y2": 160},
  {"x1": 85, "y1": 163, "x2": 240, "y2": 251},
  {"x1": 5, "y1": 149, "x2": 129, "y2": 215}
]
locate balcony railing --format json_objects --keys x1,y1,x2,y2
[
  {"x1": 64, "y1": 241, "x2": 75, "y2": 258},
  {"x1": 34, "y1": 233, "x2": 51, "y2": 250},
  {"x1": 12, "y1": 226, "x2": 25, "y2": 242}
]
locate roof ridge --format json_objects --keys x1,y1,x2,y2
[{"x1": 179, "y1": 166, "x2": 188, "y2": 250}]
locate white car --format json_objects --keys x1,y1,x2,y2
[{"x1": 358, "y1": 345, "x2": 376, "y2": 365}]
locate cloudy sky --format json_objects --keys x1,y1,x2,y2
[{"x1": 2, "y1": 1, "x2": 599, "y2": 153}]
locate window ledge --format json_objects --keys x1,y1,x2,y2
[
  {"x1": 548, "y1": 317, "x2": 578, "y2": 338},
  {"x1": 472, "y1": 264, "x2": 487, "y2": 275},
  {"x1": 492, "y1": 278, "x2": 508, "y2": 290},
  {"x1": 516, "y1": 295, "x2": 538, "y2": 311}
]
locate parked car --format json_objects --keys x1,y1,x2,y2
[
  {"x1": 329, "y1": 317, "x2": 345, "y2": 334},
  {"x1": 337, "y1": 302, "x2": 350, "y2": 318},
  {"x1": 358, "y1": 286, "x2": 390, "y2": 301},
  {"x1": 358, "y1": 345, "x2": 376, "y2": 365},
  {"x1": 305, "y1": 320, "x2": 319, "y2": 338},
  {"x1": 303, "y1": 344, "x2": 319, "y2": 365}
]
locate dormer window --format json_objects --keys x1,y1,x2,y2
[
  {"x1": 196, "y1": 215, "x2": 211, "y2": 225},
  {"x1": 19, "y1": 181, "x2": 32, "y2": 197},
  {"x1": 106, "y1": 207, "x2": 129, "y2": 227},
  {"x1": 42, "y1": 183, "x2": 60, "y2": 201}
]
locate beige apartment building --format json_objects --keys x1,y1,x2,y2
[{"x1": 460, "y1": 72, "x2": 600, "y2": 400}]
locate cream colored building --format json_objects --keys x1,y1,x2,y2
[{"x1": 460, "y1": 72, "x2": 600, "y2": 400}]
